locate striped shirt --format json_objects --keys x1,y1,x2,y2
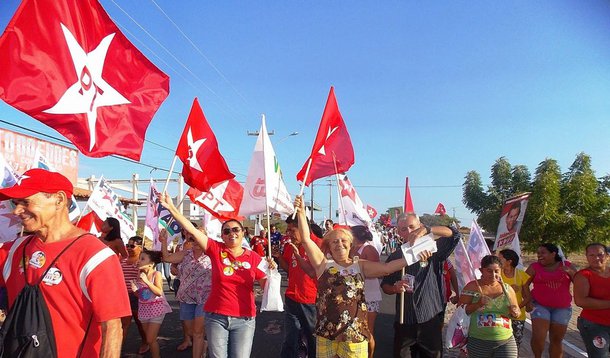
[
  {"x1": 381, "y1": 227, "x2": 461, "y2": 324},
  {"x1": 120, "y1": 258, "x2": 139, "y2": 294}
]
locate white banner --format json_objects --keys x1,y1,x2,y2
[
  {"x1": 86, "y1": 176, "x2": 136, "y2": 242},
  {"x1": 239, "y1": 116, "x2": 294, "y2": 217},
  {"x1": 0, "y1": 153, "x2": 21, "y2": 243}
]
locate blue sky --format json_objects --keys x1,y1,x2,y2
[{"x1": 1, "y1": 1, "x2": 610, "y2": 225}]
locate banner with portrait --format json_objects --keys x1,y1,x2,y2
[{"x1": 493, "y1": 193, "x2": 530, "y2": 251}]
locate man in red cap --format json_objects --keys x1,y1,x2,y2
[{"x1": 0, "y1": 168, "x2": 130, "y2": 357}]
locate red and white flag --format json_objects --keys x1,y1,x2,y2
[
  {"x1": 0, "y1": 0, "x2": 169, "y2": 160},
  {"x1": 404, "y1": 177, "x2": 415, "y2": 213},
  {"x1": 454, "y1": 220, "x2": 491, "y2": 291},
  {"x1": 85, "y1": 176, "x2": 136, "y2": 242},
  {"x1": 187, "y1": 179, "x2": 244, "y2": 221},
  {"x1": 240, "y1": 116, "x2": 294, "y2": 217},
  {"x1": 176, "y1": 98, "x2": 234, "y2": 192},
  {"x1": 366, "y1": 205, "x2": 378, "y2": 219},
  {"x1": 75, "y1": 210, "x2": 103, "y2": 236},
  {"x1": 435, "y1": 203, "x2": 446, "y2": 216},
  {"x1": 296, "y1": 87, "x2": 354, "y2": 186}
]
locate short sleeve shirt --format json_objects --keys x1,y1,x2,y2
[
  {"x1": 204, "y1": 240, "x2": 266, "y2": 317},
  {"x1": 1, "y1": 234, "x2": 131, "y2": 358},
  {"x1": 282, "y1": 234, "x2": 321, "y2": 304}
]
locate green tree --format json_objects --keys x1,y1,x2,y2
[
  {"x1": 419, "y1": 213, "x2": 459, "y2": 227},
  {"x1": 511, "y1": 165, "x2": 532, "y2": 194},
  {"x1": 520, "y1": 159, "x2": 562, "y2": 250},
  {"x1": 557, "y1": 153, "x2": 610, "y2": 251}
]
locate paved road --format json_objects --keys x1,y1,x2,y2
[{"x1": 121, "y1": 267, "x2": 587, "y2": 357}]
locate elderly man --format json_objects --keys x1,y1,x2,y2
[
  {"x1": 381, "y1": 213, "x2": 461, "y2": 358},
  {"x1": 0, "y1": 169, "x2": 130, "y2": 357}
]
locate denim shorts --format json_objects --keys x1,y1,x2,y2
[
  {"x1": 530, "y1": 302, "x2": 572, "y2": 325},
  {"x1": 179, "y1": 302, "x2": 205, "y2": 321}
]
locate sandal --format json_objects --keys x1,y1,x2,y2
[
  {"x1": 177, "y1": 341, "x2": 192, "y2": 351},
  {"x1": 138, "y1": 344, "x2": 150, "y2": 354}
]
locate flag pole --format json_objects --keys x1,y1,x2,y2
[
  {"x1": 292, "y1": 158, "x2": 312, "y2": 219},
  {"x1": 163, "y1": 156, "x2": 178, "y2": 194},
  {"x1": 399, "y1": 267, "x2": 405, "y2": 324},
  {"x1": 261, "y1": 114, "x2": 273, "y2": 259},
  {"x1": 332, "y1": 152, "x2": 347, "y2": 226}
]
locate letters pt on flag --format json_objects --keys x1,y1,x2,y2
[{"x1": 0, "y1": 0, "x2": 169, "y2": 160}]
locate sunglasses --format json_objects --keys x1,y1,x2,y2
[
  {"x1": 222, "y1": 227, "x2": 242, "y2": 235},
  {"x1": 126, "y1": 244, "x2": 137, "y2": 248}
]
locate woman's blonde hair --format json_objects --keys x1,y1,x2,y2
[{"x1": 321, "y1": 228, "x2": 353, "y2": 254}]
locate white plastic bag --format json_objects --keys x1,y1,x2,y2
[
  {"x1": 260, "y1": 267, "x2": 284, "y2": 312},
  {"x1": 444, "y1": 306, "x2": 469, "y2": 349}
]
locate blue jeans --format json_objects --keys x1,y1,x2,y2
[
  {"x1": 204, "y1": 312, "x2": 256, "y2": 358},
  {"x1": 280, "y1": 296, "x2": 317, "y2": 358},
  {"x1": 577, "y1": 317, "x2": 610, "y2": 358}
]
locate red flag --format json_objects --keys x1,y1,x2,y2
[
  {"x1": 0, "y1": 0, "x2": 169, "y2": 160},
  {"x1": 296, "y1": 87, "x2": 354, "y2": 186},
  {"x1": 187, "y1": 179, "x2": 244, "y2": 221},
  {"x1": 76, "y1": 211, "x2": 103, "y2": 235},
  {"x1": 176, "y1": 98, "x2": 234, "y2": 192},
  {"x1": 404, "y1": 177, "x2": 414, "y2": 213},
  {"x1": 366, "y1": 205, "x2": 378, "y2": 219},
  {"x1": 435, "y1": 203, "x2": 447, "y2": 215}
]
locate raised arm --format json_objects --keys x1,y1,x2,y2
[
  {"x1": 294, "y1": 196, "x2": 325, "y2": 277},
  {"x1": 160, "y1": 192, "x2": 209, "y2": 251},
  {"x1": 159, "y1": 230, "x2": 187, "y2": 264},
  {"x1": 360, "y1": 255, "x2": 408, "y2": 279}
]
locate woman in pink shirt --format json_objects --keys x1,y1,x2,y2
[{"x1": 525, "y1": 243, "x2": 577, "y2": 358}]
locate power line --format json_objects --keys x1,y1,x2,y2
[{"x1": 148, "y1": 0, "x2": 255, "y2": 113}]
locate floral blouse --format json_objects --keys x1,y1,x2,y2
[
  {"x1": 315, "y1": 257, "x2": 370, "y2": 343},
  {"x1": 176, "y1": 249, "x2": 213, "y2": 305}
]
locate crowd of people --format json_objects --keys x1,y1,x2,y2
[{"x1": 0, "y1": 169, "x2": 607, "y2": 358}]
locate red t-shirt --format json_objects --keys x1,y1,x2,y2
[
  {"x1": 250, "y1": 236, "x2": 268, "y2": 258},
  {"x1": 531, "y1": 261, "x2": 573, "y2": 308},
  {"x1": 578, "y1": 268, "x2": 610, "y2": 325},
  {"x1": 204, "y1": 240, "x2": 266, "y2": 317},
  {"x1": 1, "y1": 234, "x2": 131, "y2": 358},
  {"x1": 282, "y1": 234, "x2": 321, "y2": 304}
]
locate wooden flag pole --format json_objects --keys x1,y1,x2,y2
[
  {"x1": 292, "y1": 158, "x2": 312, "y2": 219},
  {"x1": 332, "y1": 152, "x2": 347, "y2": 226},
  {"x1": 163, "y1": 156, "x2": 178, "y2": 194},
  {"x1": 399, "y1": 266, "x2": 405, "y2": 324}
]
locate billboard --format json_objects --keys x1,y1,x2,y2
[{"x1": 0, "y1": 127, "x2": 78, "y2": 183}]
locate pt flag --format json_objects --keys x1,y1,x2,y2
[
  {"x1": 435, "y1": 203, "x2": 446, "y2": 216},
  {"x1": 404, "y1": 177, "x2": 414, "y2": 213},
  {"x1": 296, "y1": 87, "x2": 354, "y2": 186},
  {"x1": 454, "y1": 220, "x2": 491, "y2": 291},
  {"x1": 187, "y1": 178, "x2": 244, "y2": 221},
  {"x1": 0, "y1": 0, "x2": 169, "y2": 160},
  {"x1": 240, "y1": 116, "x2": 294, "y2": 217},
  {"x1": 0, "y1": 153, "x2": 21, "y2": 243},
  {"x1": 176, "y1": 98, "x2": 234, "y2": 192}
]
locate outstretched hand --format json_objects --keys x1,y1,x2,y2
[
  {"x1": 159, "y1": 192, "x2": 175, "y2": 211},
  {"x1": 293, "y1": 196, "x2": 305, "y2": 214}
]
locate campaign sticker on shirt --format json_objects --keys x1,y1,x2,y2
[
  {"x1": 42, "y1": 267, "x2": 63, "y2": 286},
  {"x1": 29, "y1": 251, "x2": 46, "y2": 269},
  {"x1": 593, "y1": 336, "x2": 606, "y2": 349},
  {"x1": 242, "y1": 262, "x2": 251, "y2": 270},
  {"x1": 223, "y1": 266, "x2": 234, "y2": 276},
  {"x1": 222, "y1": 258, "x2": 231, "y2": 266}
]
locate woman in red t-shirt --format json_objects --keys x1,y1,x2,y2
[
  {"x1": 574, "y1": 243, "x2": 610, "y2": 357},
  {"x1": 161, "y1": 193, "x2": 275, "y2": 358}
]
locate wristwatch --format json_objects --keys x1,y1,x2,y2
[{"x1": 424, "y1": 225, "x2": 431, "y2": 235}]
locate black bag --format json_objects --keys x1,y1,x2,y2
[{"x1": 0, "y1": 235, "x2": 90, "y2": 358}]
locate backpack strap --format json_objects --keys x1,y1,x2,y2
[{"x1": 23, "y1": 233, "x2": 93, "y2": 286}]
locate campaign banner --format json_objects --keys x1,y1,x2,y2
[
  {"x1": 0, "y1": 127, "x2": 78, "y2": 184},
  {"x1": 493, "y1": 193, "x2": 530, "y2": 251}
]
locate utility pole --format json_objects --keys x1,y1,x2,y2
[
  {"x1": 310, "y1": 183, "x2": 314, "y2": 222},
  {"x1": 328, "y1": 179, "x2": 332, "y2": 219}
]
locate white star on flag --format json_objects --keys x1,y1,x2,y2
[
  {"x1": 43, "y1": 23, "x2": 130, "y2": 151},
  {"x1": 317, "y1": 126, "x2": 338, "y2": 156},
  {"x1": 187, "y1": 128, "x2": 207, "y2": 172}
]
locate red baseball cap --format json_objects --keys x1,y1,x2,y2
[{"x1": 0, "y1": 168, "x2": 73, "y2": 201}]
